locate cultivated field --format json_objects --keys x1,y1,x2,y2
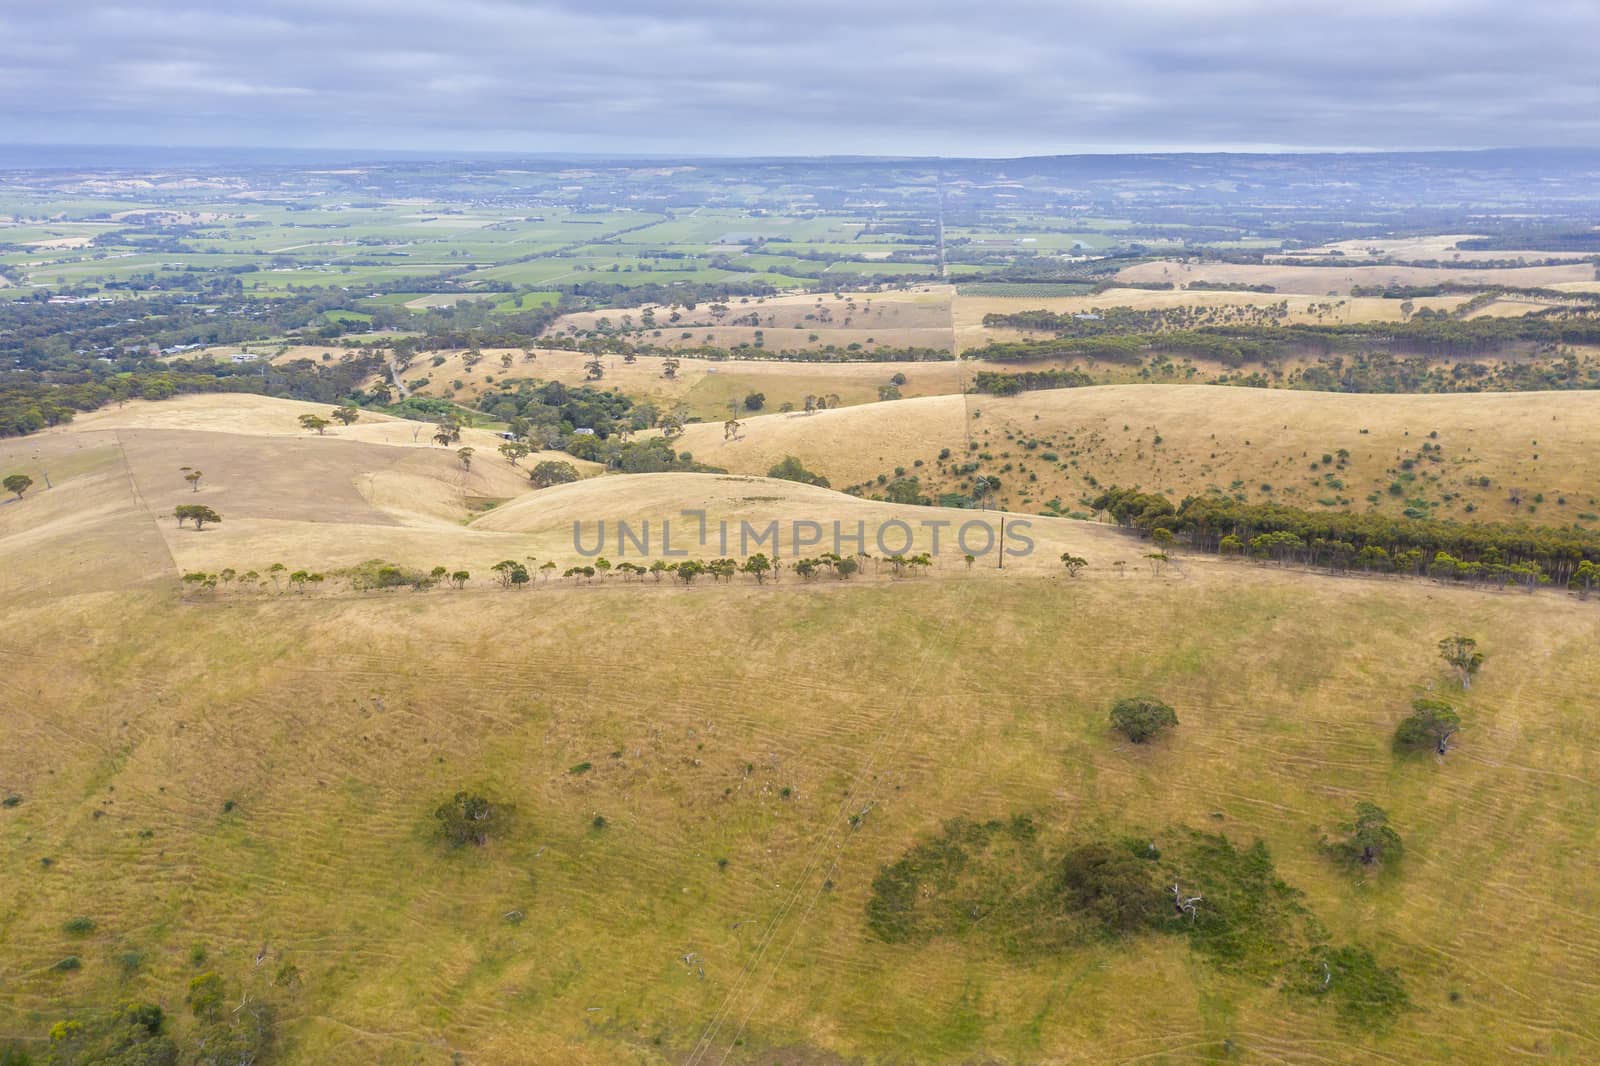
[{"x1": 1282, "y1": 234, "x2": 1599, "y2": 263}]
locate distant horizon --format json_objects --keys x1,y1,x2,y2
[{"x1": 2, "y1": 142, "x2": 1598, "y2": 169}]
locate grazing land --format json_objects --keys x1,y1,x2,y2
[
  {"x1": 673, "y1": 385, "x2": 1600, "y2": 522},
  {"x1": 4, "y1": 150, "x2": 1600, "y2": 1064}
]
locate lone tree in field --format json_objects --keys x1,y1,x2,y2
[
  {"x1": 1323, "y1": 801, "x2": 1403, "y2": 868},
  {"x1": 174, "y1": 504, "x2": 222, "y2": 530},
  {"x1": 298, "y1": 413, "x2": 330, "y2": 435},
  {"x1": 1060, "y1": 553, "x2": 1088, "y2": 577},
  {"x1": 723, "y1": 416, "x2": 741, "y2": 440},
  {"x1": 331, "y1": 405, "x2": 359, "y2": 426},
  {"x1": 661, "y1": 356, "x2": 681, "y2": 379},
  {"x1": 457, "y1": 446, "x2": 474, "y2": 470},
  {"x1": 4, "y1": 473, "x2": 32, "y2": 499},
  {"x1": 529, "y1": 460, "x2": 580, "y2": 488},
  {"x1": 1438, "y1": 636, "x2": 1484, "y2": 688},
  {"x1": 1394, "y1": 697, "x2": 1461, "y2": 755},
  {"x1": 499, "y1": 440, "x2": 530, "y2": 466},
  {"x1": 434, "y1": 791, "x2": 506, "y2": 848},
  {"x1": 432, "y1": 419, "x2": 462, "y2": 446},
  {"x1": 184, "y1": 469, "x2": 203, "y2": 492},
  {"x1": 1110, "y1": 696, "x2": 1178, "y2": 744}
]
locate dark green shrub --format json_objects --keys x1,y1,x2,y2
[
  {"x1": 1057, "y1": 841, "x2": 1165, "y2": 934},
  {"x1": 1286, "y1": 945, "x2": 1410, "y2": 1026},
  {"x1": 1110, "y1": 696, "x2": 1178, "y2": 743},
  {"x1": 434, "y1": 791, "x2": 507, "y2": 848}
]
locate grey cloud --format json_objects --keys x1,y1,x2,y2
[{"x1": 2, "y1": 0, "x2": 1596, "y2": 154}]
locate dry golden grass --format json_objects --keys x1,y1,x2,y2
[
  {"x1": 4, "y1": 392, "x2": 1600, "y2": 1064},
  {"x1": 1116, "y1": 259, "x2": 1596, "y2": 295},
  {"x1": 953, "y1": 290, "x2": 1478, "y2": 348},
  {"x1": 552, "y1": 287, "x2": 953, "y2": 336},
  {"x1": 63, "y1": 393, "x2": 564, "y2": 461},
  {"x1": 407, "y1": 347, "x2": 965, "y2": 421},
  {"x1": 533, "y1": 288, "x2": 956, "y2": 367},
  {"x1": 673, "y1": 384, "x2": 1600, "y2": 521}
]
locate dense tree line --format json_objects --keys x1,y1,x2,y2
[
  {"x1": 972, "y1": 368, "x2": 1095, "y2": 395},
  {"x1": 0, "y1": 354, "x2": 384, "y2": 438},
  {"x1": 970, "y1": 311, "x2": 1600, "y2": 372},
  {"x1": 1349, "y1": 282, "x2": 1600, "y2": 304},
  {"x1": 559, "y1": 340, "x2": 954, "y2": 364},
  {"x1": 1091, "y1": 487, "x2": 1600, "y2": 588}
]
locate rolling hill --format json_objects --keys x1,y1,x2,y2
[
  {"x1": 0, "y1": 394, "x2": 1598, "y2": 1064},
  {"x1": 676, "y1": 384, "x2": 1600, "y2": 523}
]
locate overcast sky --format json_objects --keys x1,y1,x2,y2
[{"x1": 4, "y1": 0, "x2": 1597, "y2": 157}]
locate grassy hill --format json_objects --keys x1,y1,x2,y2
[
  {"x1": 677, "y1": 385, "x2": 1600, "y2": 523},
  {"x1": 397, "y1": 346, "x2": 963, "y2": 423},
  {"x1": 1, "y1": 395, "x2": 1599, "y2": 1064}
]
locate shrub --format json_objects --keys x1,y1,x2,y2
[
  {"x1": 62, "y1": 916, "x2": 96, "y2": 936},
  {"x1": 1286, "y1": 945, "x2": 1411, "y2": 1027},
  {"x1": 1057, "y1": 841, "x2": 1164, "y2": 934},
  {"x1": 1110, "y1": 696, "x2": 1178, "y2": 743},
  {"x1": 344, "y1": 558, "x2": 430, "y2": 591},
  {"x1": 187, "y1": 972, "x2": 226, "y2": 1019},
  {"x1": 766, "y1": 455, "x2": 829, "y2": 488},
  {"x1": 435, "y1": 791, "x2": 507, "y2": 848}
]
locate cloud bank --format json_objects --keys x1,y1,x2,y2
[{"x1": 3, "y1": 0, "x2": 1596, "y2": 155}]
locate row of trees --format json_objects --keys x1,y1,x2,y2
[
  {"x1": 972, "y1": 308, "x2": 1600, "y2": 364},
  {"x1": 1091, "y1": 488, "x2": 1600, "y2": 590},
  {"x1": 176, "y1": 549, "x2": 960, "y2": 599}
]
